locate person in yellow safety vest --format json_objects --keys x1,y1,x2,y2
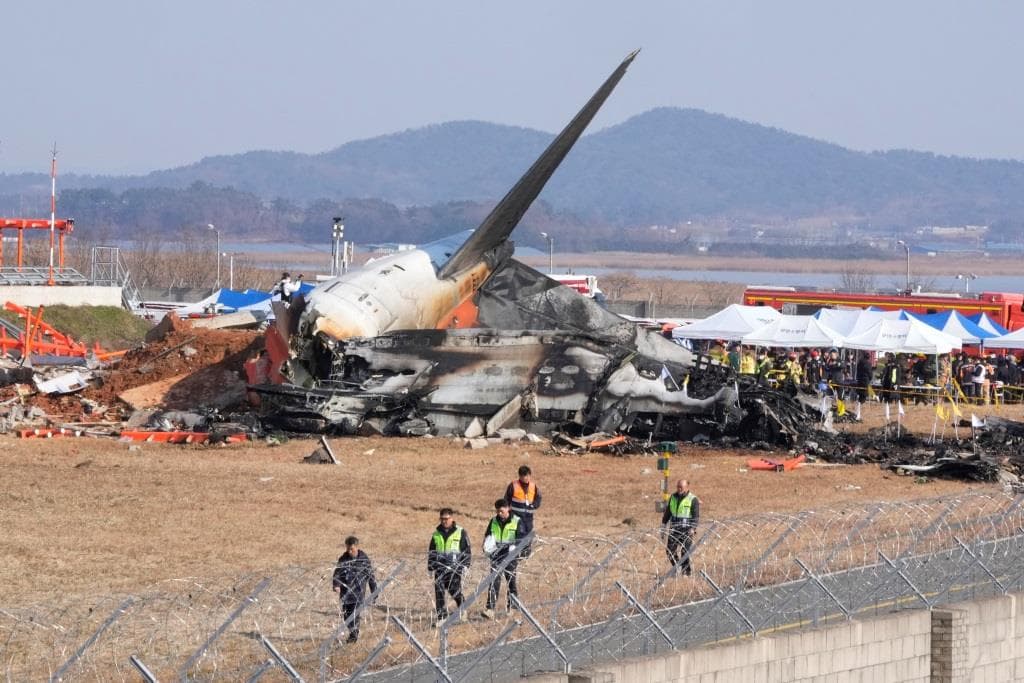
[
  {"x1": 740, "y1": 349, "x2": 756, "y2": 375},
  {"x1": 505, "y1": 465, "x2": 542, "y2": 558},
  {"x1": 481, "y1": 499, "x2": 526, "y2": 619},
  {"x1": 660, "y1": 479, "x2": 700, "y2": 575},
  {"x1": 428, "y1": 507, "x2": 472, "y2": 623},
  {"x1": 784, "y1": 352, "x2": 803, "y2": 384},
  {"x1": 755, "y1": 351, "x2": 773, "y2": 385}
]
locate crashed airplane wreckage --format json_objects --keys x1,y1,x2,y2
[{"x1": 251, "y1": 51, "x2": 817, "y2": 442}]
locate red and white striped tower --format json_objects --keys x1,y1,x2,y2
[{"x1": 48, "y1": 144, "x2": 57, "y2": 285}]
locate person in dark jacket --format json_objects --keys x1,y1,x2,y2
[
  {"x1": 428, "y1": 508, "x2": 471, "y2": 622},
  {"x1": 481, "y1": 499, "x2": 526, "y2": 619},
  {"x1": 332, "y1": 536, "x2": 378, "y2": 643},
  {"x1": 504, "y1": 465, "x2": 542, "y2": 558},
  {"x1": 661, "y1": 479, "x2": 700, "y2": 575},
  {"x1": 855, "y1": 353, "x2": 874, "y2": 405}
]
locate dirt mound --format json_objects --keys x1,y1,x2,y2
[{"x1": 88, "y1": 322, "x2": 263, "y2": 413}]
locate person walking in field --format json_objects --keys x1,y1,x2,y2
[
  {"x1": 661, "y1": 479, "x2": 700, "y2": 575},
  {"x1": 481, "y1": 499, "x2": 526, "y2": 619},
  {"x1": 332, "y1": 536, "x2": 378, "y2": 643},
  {"x1": 504, "y1": 465, "x2": 541, "y2": 558},
  {"x1": 428, "y1": 507, "x2": 471, "y2": 623}
]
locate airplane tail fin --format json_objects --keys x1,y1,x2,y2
[{"x1": 438, "y1": 50, "x2": 639, "y2": 279}]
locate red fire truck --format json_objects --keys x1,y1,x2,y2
[{"x1": 743, "y1": 286, "x2": 1024, "y2": 332}]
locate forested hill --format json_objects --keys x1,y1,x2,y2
[{"x1": 4, "y1": 107, "x2": 1024, "y2": 231}]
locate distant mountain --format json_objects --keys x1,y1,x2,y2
[{"x1": 4, "y1": 108, "x2": 1024, "y2": 230}]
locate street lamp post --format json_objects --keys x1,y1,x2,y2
[
  {"x1": 207, "y1": 223, "x2": 221, "y2": 289},
  {"x1": 539, "y1": 232, "x2": 554, "y2": 274},
  {"x1": 896, "y1": 240, "x2": 911, "y2": 293},
  {"x1": 955, "y1": 272, "x2": 978, "y2": 293},
  {"x1": 224, "y1": 252, "x2": 235, "y2": 290}
]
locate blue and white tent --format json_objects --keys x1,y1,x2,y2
[
  {"x1": 967, "y1": 312, "x2": 1009, "y2": 337},
  {"x1": 904, "y1": 310, "x2": 995, "y2": 345}
]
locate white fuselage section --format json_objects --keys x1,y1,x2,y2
[{"x1": 299, "y1": 247, "x2": 489, "y2": 341}]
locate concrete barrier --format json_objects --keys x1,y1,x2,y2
[
  {"x1": 0, "y1": 285, "x2": 122, "y2": 307},
  {"x1": 526, "y1": 593, "x2": 1024, "y2": 683}
]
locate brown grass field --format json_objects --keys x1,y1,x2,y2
[{"x1": 3, "y1": 400, "x2": 1022, "y2": 608}]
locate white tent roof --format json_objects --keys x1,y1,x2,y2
[
  {"x1": 672, "y1": 304, "x2": 781, "y2": 341},
  {"x1": 842, "y1": 318, "x2": 962, "y2": 354},
  {"x1": 813, "y1": 309, "x2": 888, "y2": 337},
  {"x1": 741, "y1": 315, "x2": 846, "y2": 348},
  {"x1": 983, "y1": 327, "x2": 1024, "y2": 349}
]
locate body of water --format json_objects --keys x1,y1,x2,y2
[{"x1": 586, "y1": 267, "x2": 1024, "y2": 295}]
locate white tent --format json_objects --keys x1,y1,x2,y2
[
  {"x1": 814, "y1": 309, "x2": 888, "y2": 337},
  {"x1": 741, "y1": 315, "x2": 846, "y2": 348},
  {"x1": 842, "y1": 318, "x2": 962, "y2": 354},
  {"x1": 672, "y1": 304, "x2": 781, "y2": 341},
  {"x1": 983, "y1": 327, "x2": 1024, "y2": 349}
]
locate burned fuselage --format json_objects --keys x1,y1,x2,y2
[
  {"x1": 250, "y1": 51, "x2": 753, "y2": 439},
  {"x1": 259, "y1": 326, "x2": 736, "y2": 438}
]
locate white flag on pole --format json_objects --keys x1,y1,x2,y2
[
  {"x1": 884, "y1": 402, "x2": 890, "y2": 421},
  {"x1": 897, "y1": 401, "x2": 905, "y2": 417},
  {"x1": 971, "y1": 413, "x2": 985, "y2": 428}
]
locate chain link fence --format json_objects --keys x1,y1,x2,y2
[{"x1": 5, "y1": 491, "x2": 1024, "y2": 682}]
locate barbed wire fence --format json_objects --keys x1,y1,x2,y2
[{"x1": 5, "y1": 491, "x2": 1024, "y2": 682}]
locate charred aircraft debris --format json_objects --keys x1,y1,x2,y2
[{"x1": 248, "y1": 51, "x2": 818, "y2": 444}]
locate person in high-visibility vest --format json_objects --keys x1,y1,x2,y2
[
  {"x1": 660, "y1": 479, "x2": 700, "y2": 575},
  {"x1": 481, "y1": 499, "x2": 526, "y2": 619},
  {"x1": 427, "y1": 507, "x2": 472, "y2": 623},
  {"x1": 504, "y1": 465, "x2": 542, "y2": 558}
]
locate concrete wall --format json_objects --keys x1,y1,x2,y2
[
  {"x1": 0, "y1": 285, "x2": 122, "y2": 307},
  {"x1": 527, "y1": 593, "x2": 1024, "y2": 683}
]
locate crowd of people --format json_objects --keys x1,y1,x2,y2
[{"x1": 701, "y1": 341, "x2": 1024, "y2": 405}]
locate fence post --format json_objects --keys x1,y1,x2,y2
[
  {"x1": 178, "y1": 577, "x2": 271, "y2": 680},
  {"x1": 389, "y1": 616, "x2": 453, "y2": 683},
  {"x1": 615, "y1": 581, "x2": 673, "y2": 648},
  {"x1": 345, "y1": 636, "x2": 392, "y2": 683},
  {"x1": 510, "y1": 594, "x2": 570, "y2": 673},
  {"x1": 50, "y1": 597, "x2": 134, "y2": 682},
  {"x1": 259, "y1": 634, "x2": 304, "y2": 682},
  {"x1": 878, "y1": 551, "x2": 930, "y2": 609},
  {"x1": 128, "y1": 654, "x2": 158, "y2": 683},
  {"x1": 319, "y1": 561, "x2": 406, "y2": 682},
  {"x1": 452, "y1": 621, "x2": 520, "y2": 683}
]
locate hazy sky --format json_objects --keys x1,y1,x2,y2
[{"x1": 3, "y1": 1, "x2": 1022, "y2": 174}]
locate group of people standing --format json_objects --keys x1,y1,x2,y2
[
  {"x1": 708, "y1": 340, "x2": 1023, "y2": 406},
  {"x1": 331, "y1": 466, "x2": 542, "y2": 642}
]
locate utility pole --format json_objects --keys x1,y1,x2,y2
[
  {"x1": 331, "y1": 217, "x2": 345, "y2": 276},
  {"x1": 896, "y1": 240, "x2": 910, "y2": 293}
]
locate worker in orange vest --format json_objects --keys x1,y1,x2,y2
[{"x1": 504, "y1": 465, "x2": 542, "y2": 558}]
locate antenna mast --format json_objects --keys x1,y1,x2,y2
[{"x1": 48, "y1": 143, "x2": 58, "y2": 285}]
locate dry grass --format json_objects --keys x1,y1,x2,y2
[{"x1": 1, "y1": 401, "x2": 1012, "y2": 608}]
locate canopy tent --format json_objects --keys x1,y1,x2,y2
[
  {"x1": 814, "y1": 308, "x2": 890, "y2": 338},
  {"x1": 842, "y1": 318, "x2": 962, "y2": 355},
  {"x1": 866, "y1": 306, "x2": 911, "y2": 320},
  {"x1": 983, "y1": 327, "x2": 1024, "y2": 349},
  {"x1": 741, "y1": 315, "x2": 846, "y2": 348},
  {"x1": 671, "y1": 304, "x2": 781, "y2": 341},
  {"x1": 905, "y1": 310, "x2": 994, "y2": 345},
  {"x1": 968, "y1": 312, "x2": 1009, "y2": 337}
]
